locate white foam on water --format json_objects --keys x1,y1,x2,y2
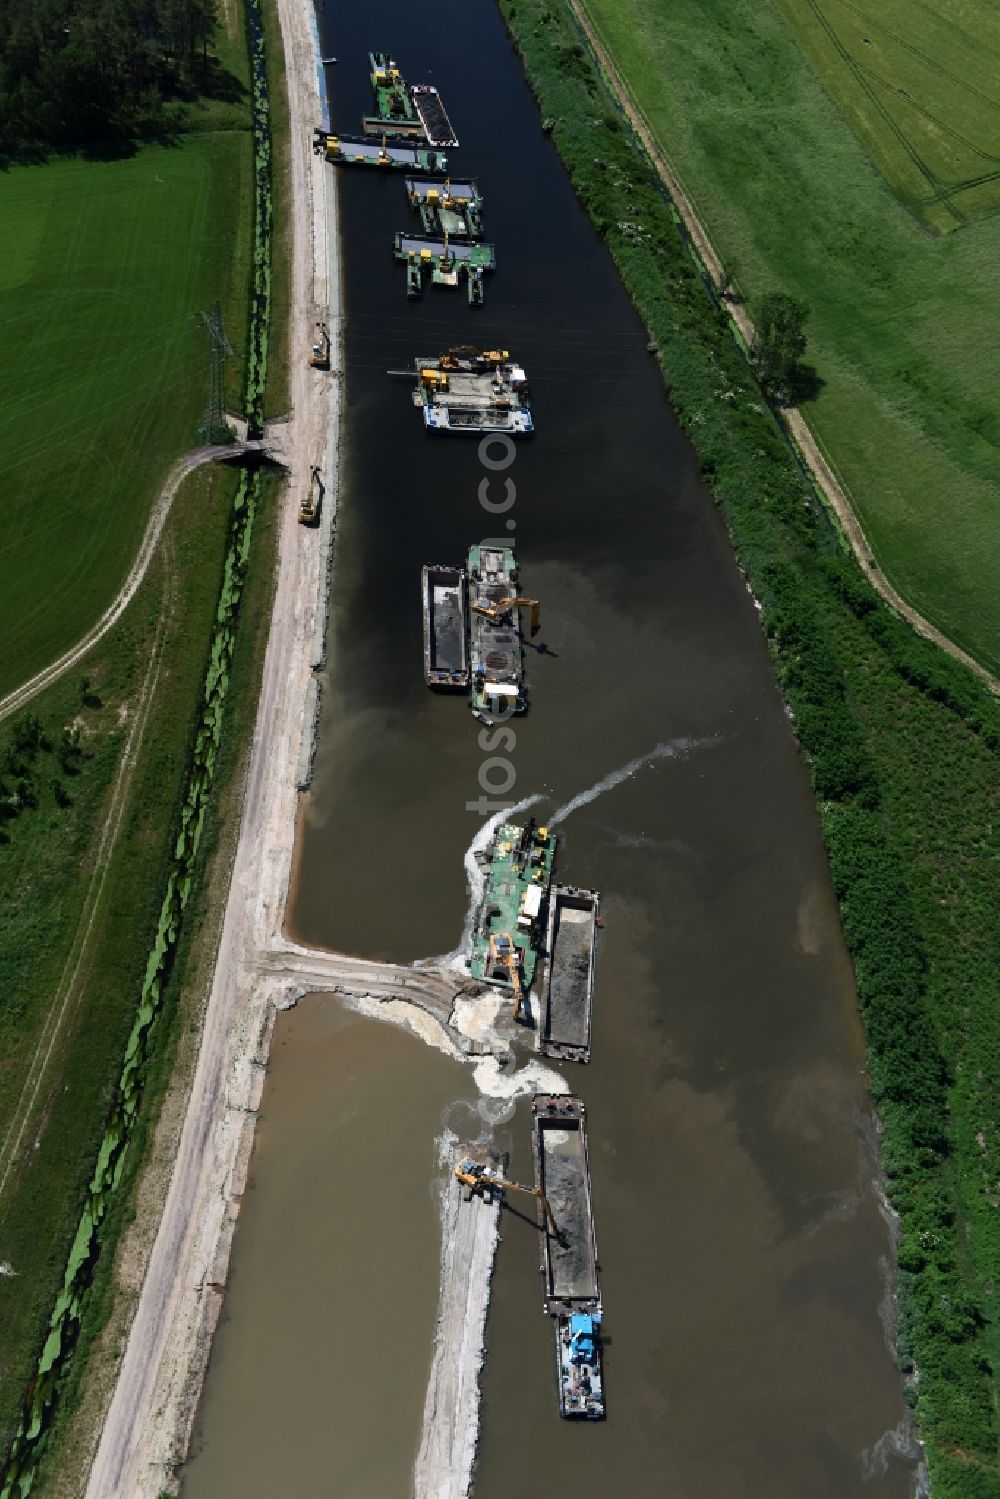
[
  {"x1": 436, "y1": 792, "x2": 543, "y2": 970},
  {"x1": 549, "y1": 735, "x2": 717, "y2": 826},
  {"x1": 472, "y1": 1055, "x2": 567, "y2": 1101}
]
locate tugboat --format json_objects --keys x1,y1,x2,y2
[{"x1": 557, "y1": 1312, "x2": 605, "y2": 1420}]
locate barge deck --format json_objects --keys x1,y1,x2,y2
[
  {"x1": 531, "y1": 1094, "x2": 601, "y2": 1317},
  {"x1": 421, "y1": 564, "x2": 469, "y2": 690},
  {"x1": 467, "y1": 542, "x2": 525, "y2": 720},
  {"x1": 408, "y1": 349, "x2": 533, "y2": 434},
  {"x1": 315, "y1": 129, "x2": 447, "y2": 173},
  {"x1": 406, "y1": 177, "x2": 483, "y2": 239},
  {"x1": 540, "y1": 886, "x2": 599, "y2": 1063},
  {"x1": 470, "y1": 818, "x2": 555, "y2": 998},
  {"x1": 396, "y1": 235, "x2": 496, "y2": 304}
]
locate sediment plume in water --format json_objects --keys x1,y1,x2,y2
[{"x1": 548, "y1": 735, "x2": 717, "y2": 826}]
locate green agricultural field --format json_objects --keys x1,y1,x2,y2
[
  {"x1": 0, "y1": 135, "x2": 250, "y2": 702},
  {"x1": 775, "y1": 0, "x2": 1000, "y2": 234},
  {"x1": 578, "y1": 0, "x2": 1000, "y2": 674}
]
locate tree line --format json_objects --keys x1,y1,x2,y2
[{"x1": 0, "y1": 0, "x2": 220, "y2": 159}]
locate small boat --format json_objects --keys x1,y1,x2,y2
[{"x1": 556, "y1": 1312, "x2": 605, "y2": 1420}]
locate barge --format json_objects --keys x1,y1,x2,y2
[
  {"x1": 406, "y1": 177, "x2": 483, "y2": 239},
  {"x1": 411, "y1": 83, "x2": 460, "y2": 148},
  {"x1": 467, "y1": 542, "x2": 535, "y2": 721},
  {"x1": 409, "y1": 349, "x2": 533, "y2": 435},
  {"x1": 421, "y1": 564, "x2": 469, "y2": 690},
  {"x1": 314, "y1": 128, "x2": 447, "y2": 174},
  {"x1": 396, "y1": 234, "x2": 496, "y2": 304},
  {"x1": 539, "y1": 886, "x2": 599, "y2": 1063},
  {"x1": 366, "y1": 50, "x2": 418, "y2": 132},
  {"x1": 470, "y1": 818, "x2": 555, "y2": 1007},
  {"x1": 531, "y1": 1094, "x2": 601, "y2": 1318}
]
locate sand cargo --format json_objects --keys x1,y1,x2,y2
[
  {"x1": 539, "y1": 885, "x2": 599, "y2": 1063},
  {"x1": 531, "y1": 1093, "x2": 600, "y2": 1316}
]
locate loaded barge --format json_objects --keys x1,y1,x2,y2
[
  {"x1": 361, "y1": 53, "x2": 458, "y2": 146},
  {"x1": 406, "y1": 349, "x2": 533, "y2": 434},
  {"x1": 539, "y1": 886, "x2": 599, "y2": 1063},
  {"x1": 470, "y1": 818, "x2": 555, "y2": 1011},
  {"x1": 411, "y1": 83, "x2": 459, "y2": 148},
  {"x1": 395, "y1": 234, "x2": 496, "y2": 304},
  {"x1": 406, "y1": 177, "x2": 483, "y2": 239},
  {"x1": 421, "y1": 564, "x2": 469, "y2": 690},
  {"x1": 533, "y1": 1093, "x2": 605, "y2": 1419}
]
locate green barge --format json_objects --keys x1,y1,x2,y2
[
  {"x1": 366, "y1": 50, "x2": 418, "y2": 130},
  {"x1": 470, "y1": 820, "x2": 556, "y2": 1007},
  {"x1": 406, "y1": 177, "x2": 484, "y2": 239},
  {"x1": 314, "y1": 128, "x2": 447, "y2": 173},
  {"x1": 396, "y1": 234, "x2": 496, "y2": 304}
]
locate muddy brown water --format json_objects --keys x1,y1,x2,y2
[
  {"x1": 182, "y1": 999, "x2": 483, "y2": 1498},
  {"x1": 183, "y1": 0, "x2": 922, "y2": 1491}
]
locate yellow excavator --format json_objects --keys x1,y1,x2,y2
[
  {"x1": 487, "y1": 931, "x2": 527, "y2": 1021},
  {"x1": 310, "y1": 322, "x2": 331, "y2": 370},
  {"x1": 454, "y1": 1156, "x2": 560, "y2": 1237},
  {"x1": 470, "y1": 596, "x2": 540, "y2": 635}
]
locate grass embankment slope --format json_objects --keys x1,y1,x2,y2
[
  {"x1": 575, "y1": 0, "x2": 1000, "y2": 676},
  {"x1": 497, "y1": 1, "x2": 1000, "y2": 1491},
  {"x1": 0, "y1": 131, "x2": 249, "y2": 701},
  {"x1": 0, "y1": 465, "x2": 239, "y2": 1455}
]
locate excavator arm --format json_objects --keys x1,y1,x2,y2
[{"x1": 454, "y1": 1159, "x2": 560, "y2": 1237}]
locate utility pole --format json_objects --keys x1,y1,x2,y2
[{"x1": 198, "y1": 300, "x2": 235, "y2": 443}]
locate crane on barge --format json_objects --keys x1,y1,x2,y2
[
  {"x1": 454, "y1": 1157, "x2": 560, "y2": 1238},
  {"x1": 470, "y1": 595, "x2": 540, "y2": 634}
]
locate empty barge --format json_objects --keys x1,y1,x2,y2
[
  {"x1": 421, "y1": 564, "x2": 469, "y2": 690},
  {"x1": 531, "y1": 1094, "x2": 601, "y2": 1318},
  {"x1": 470, "y1": 818, "x2": 555, "y2": 1002},
  {"x1": 539, "y1": 886, "x2": 599, "y2": 1063},
  {"x1": 406, "y1": 177, "x2": 483, "y2": 238},
  {"x1": 409, "y1": 349, "x2": 533, "y2": 435},
  {"x1": 396, "y1": 234, "x2": 496, "y2": 304},
  {"x1": 314, "y1": 129, "x2": 447, "y2": 173},
  {"x1": 411, "y1": 83, "x2": 459, "y2": 147}
]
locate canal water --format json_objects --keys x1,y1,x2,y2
[
  {"x1": 182, "y1": 999, "x2": 483, "y2": 1497},
  {"x1": 184, "y1": 0, "x2": 921, "y2": 1493}
]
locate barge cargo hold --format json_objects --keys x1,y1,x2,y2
[
  {"x1": 411, "y1": 84, "x2": 460, "y2": 148},
  {"x1": 396, "y1": 234, "x2": 496, "y2": 304},
  {"x1": 470, "y1": 819, "x2": 555, "y2": 998},
  {"x1": 539, "y1": 886, "x2": 599, "y2": 1063},
  {"x1": 421, "y1": 564, "x2": 469, "y2": 690},
  {"x1": 406, "y1": 177, "x2": 483, "y2": 239},
  {"x1": 556, "y1": 1312, "x2": 605, "y2": 1420},
  {"x1": 409, "y1": 350, "x2": 533, "y2": 434},
  {"x1": 467, "y1": 542, "x2": 526, "y2": 721},
  {"x1": 314, "y1": 129, "x2": 447, "y2": 173},
  {"x1": 531, "y1": 1094, "x2": 601, "y2": 1318}
]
